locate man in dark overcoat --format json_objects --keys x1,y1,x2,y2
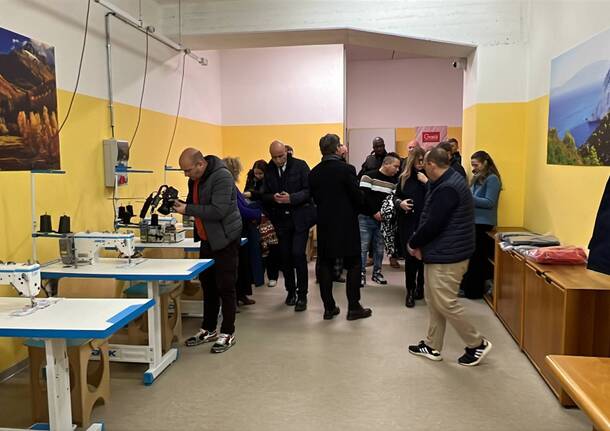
[
  {"x1": 262, "y1": 140, "x2": 315, "y2": 311},
  {"x1": 309, "y1": 134, "x2": 373, "y2": 321}
]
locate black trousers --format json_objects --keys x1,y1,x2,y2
[
  {"x1": 318, "y1": 255, "x2": 361, "y2": 311},
  {"x1": 236, "y1": 236, "x2": 252, "y2": 298},
  {"x1": 404, "y1": 254, "x2": 424, "y2": 293},
  {"x1": 265, "y1": 244, "x2": 280, "y2": 281},
  {"x1": 461, "y1": 224, "x2": 494, "y2": 299},
  {"x1": 199, "y1": 239, "x2": 240, "y2": 334},
  {"x1": 275, "y1": 218, "x2": 309, "y2": 296}
]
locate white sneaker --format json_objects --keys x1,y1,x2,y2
[
  {"x1": 185, "y1": 329, "x2": 217, "y2": 347},
  {"x1": 267, "y1": 279, "x2": 277, "y2": 288},
  {"x1": 211, "y1": 333, "x2": 236, "y2": 353}
]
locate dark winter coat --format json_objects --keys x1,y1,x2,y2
[
  {"x1": 244, "y1": 175, "x2": 264, "y2": 201},
  {"x1": 309, "y1": 156, "x2": 364, "y2": 258},
  {"x1": 261, "y1": 155, "x2": 315, "y2": 231},
  {"x1": 588, "y1": 176, "x2": 610, "y2": 275},
  {"x1": 411, "y1": 168, "x2": 475, "y2": 264},
  {"x1": 394, "y1": 169, "x2": 427, "y2": 254},
  {"x1": 185, "y1": 155, "x2": 242, "y2": 251}
]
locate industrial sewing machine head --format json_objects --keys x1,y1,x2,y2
[
  {"x1": 138, "y1": 184, "x2": 185, "y2": 243},
  {"x1": 59, "y1": 232, "x2": 136, "y2": 265},
  {"x1": 139, "y1": 215, "x2": 185, "y2": 243},
  {"x1": 0, "y1": 261, "x2": 41, "y2": 299},
  {"x1": 0, "y1": 262, "x2": 44, "y2": 314}
]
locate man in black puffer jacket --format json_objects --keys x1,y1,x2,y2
[
  {"x1": 406, "y1": 146, "x2": 492, "y2": 367},
  {"x1": 173, "y1": 148, "x2": 242, "y2": 354}
]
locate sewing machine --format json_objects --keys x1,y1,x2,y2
[
  {"x1": 0, "y1": 262, "x2": 54, "y2": 315},
  {"x1": 140, "y1": 216, "x2": 185, "y2": 243},
  {"x1": 59, "y1": 232, "x2": 136, "y2": 265}
]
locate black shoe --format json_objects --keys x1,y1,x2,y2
[
  {"x1": 285, "y1": 292, "x2": 296, "y2": 306},
  {"x1": 458, "y1": 339, "x2": 493, "y2": 366},
  {"x1": 408, "y1": 340, "x2": 442, "y2": 361},
  {"x1": 414, "y1": 287, "x2": 424, "y2": 300},
  {"x1": 347, "y1": 307, "x2": 372, "y2": 321},
  {"x1": 294, "y1": 296, "x2": 307, "y2": 312},
  {"x1": 405, "y1": 291, "x2": 415, "y2": 308},
  {"x1": 323, "y1": 306, "x2": 340, "y2": 320}
]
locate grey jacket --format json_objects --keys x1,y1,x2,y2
[{"x1": 185, "y1": 155, "x2": 242, "y2": 251}]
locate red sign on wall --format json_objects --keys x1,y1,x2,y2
[{"x1": 422, "y1": 132, "x2": 441, "y2": 143}]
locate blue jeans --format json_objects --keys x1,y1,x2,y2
[{"x1": 359, "y1": 215, "x2": 384, "y2": 275}]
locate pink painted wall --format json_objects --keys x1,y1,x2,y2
[
  {"x1": 219, "y1": 45, "x2": 344, "y2": 125},
  {"x1": 347, "y1": 58, "x2": 464, "y2": 128}
]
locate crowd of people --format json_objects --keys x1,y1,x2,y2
[{"x1": 172, "y1": 134, "x2": 502, "y2": 366}]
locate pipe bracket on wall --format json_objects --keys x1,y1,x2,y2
[{"x1": 94, "y1": 0, "x2": 207, "y2": 66}]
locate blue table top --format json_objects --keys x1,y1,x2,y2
[
  {"x1": 0, "y1": 298, "x2": 154, "y2": 339},
  {"x1": 41, "y1": 258, "x2": 214, "y2": 281}
]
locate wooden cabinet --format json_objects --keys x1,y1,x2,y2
[
  {"x1": 490, "y1": 230, "x2": 610, "y2": 406},
  {"x1": 523, "y1": 263, "x2": 567, "y2": 403},
  {"x1": 521, "y1": 262, "x2": 610, "y2": 406},
  {"x1": 496, "y1": 249, "x2": 525, "y2": 345}
]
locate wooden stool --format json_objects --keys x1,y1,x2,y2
[
  {"x1": 121, "y1": 281, "x2": 183, "y2": 352},
  {"x1": 25, "y1": 277, "x2": 122, "y2": 427},
  {"x1": 120, "y1": 247, "x2": 185, "y2": 351},
  {"x1": 26, "y1": 338, "x2": 110, "y2": 428}
]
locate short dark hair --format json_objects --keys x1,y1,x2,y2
[
  {"x1": 319, "y1": 133, "x2": 341, "y2": 156},
  {"x1": 426, "y1": 147, "x2": 450, "y2": 168},
  {"x1": 438, "y1": 141, "x2": 452, "y2": 153},
  {"x1": 382, "y1": 153, "x2": 401, "y2": 165},
  {"x1": 447, "y1": 137, "x2": 459, "y2": 145}
]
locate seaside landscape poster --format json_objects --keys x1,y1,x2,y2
[
  {"x1": 548, "y1": 26, "x2": 610, "y2": 166},
  {"x1": 0, "y1": 26, "x2": 60, "y2": 171}
]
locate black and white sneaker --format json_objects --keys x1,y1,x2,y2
[
  {"x1": 371, "y1": 272, "x2": 387, "y2": 285},
  {"x1": 458, "y1": 338, "x2": 493, "y2": 366},
  {"x1": 185, "y1": 329, "x2": 218, "y2": 347},
  {"x1": 408, "y1": 340, "x2": 442, "y2": 361},
  {"x1": 211, "y1": 333, "x2": 236, "y2": 353},
  {"x1": 360, "y1": 273, "x2": 366, "y2": 287}
]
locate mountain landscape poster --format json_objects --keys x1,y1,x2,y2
[
  {"x1": 0, "y1": 26, "x2": 60, "y2": 171},
  {"x1": 548, "y1": 26, "x2": 610, "y2": 166}
]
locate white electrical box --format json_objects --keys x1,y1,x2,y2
[{"x1": 103, "y1": 139, "x2": 129, "y2": 187}]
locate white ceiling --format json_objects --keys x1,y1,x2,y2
[{"x1": 345, "y1": 44, "x2": 431, "y2": 61}]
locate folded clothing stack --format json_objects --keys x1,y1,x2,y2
[{"x1": 497, "y1": 232, "x2": 561, "y2": 253}]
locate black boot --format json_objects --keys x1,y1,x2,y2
[
  {"x1": 294, "y1": 295, "x2": 307, "y2": 312},
  {"x1": 323, "y1": 306, "x2": 340, "y2": 320},
  {"x1": 414, "y1": 285, "x2": 424, "y2": 300},
  {"x1": 285, "y1": 291, "x2": 296, "y2": 306},
  {"x1": 347, "y1": 305, "x2": 372, "y2": 321},
  {"x1": 405, "y1": 290, "x2": 415, "y2": 308}
]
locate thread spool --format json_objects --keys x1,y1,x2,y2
[
  {"x1": 58, "y1": 215, "x2": 71, "y2": 234},
  {"x1": 39, "y1": 214, "x2": 52, "y2": 233}
]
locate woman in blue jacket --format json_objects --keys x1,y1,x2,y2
[{"x1": 461, "y1": 151, "x2": 501, "y2": 299}]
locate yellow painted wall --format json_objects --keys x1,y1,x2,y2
[
  {"x1": 222, "y1": 123, "x2": 344, "y2": 189},
  {"x1": 523, "y1": 96, "x2": 610, "y2": 247},
  {"x1": 0, "y1": 90, "x2": 221, "y2": 372},
  {"x1": 464, "y1": 97, "x2": 609, "y2": 247},
  {"x1": 462, "y1": 103, "x2": 527, "y2": 228}
]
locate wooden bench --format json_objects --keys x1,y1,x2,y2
[{"x1": 546, "y1": 355, "x2": 610, "y2": 431}]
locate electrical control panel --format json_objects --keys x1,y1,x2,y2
[{"x1": 103, "y1": 139, "x2": 129, "y2": 187}]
